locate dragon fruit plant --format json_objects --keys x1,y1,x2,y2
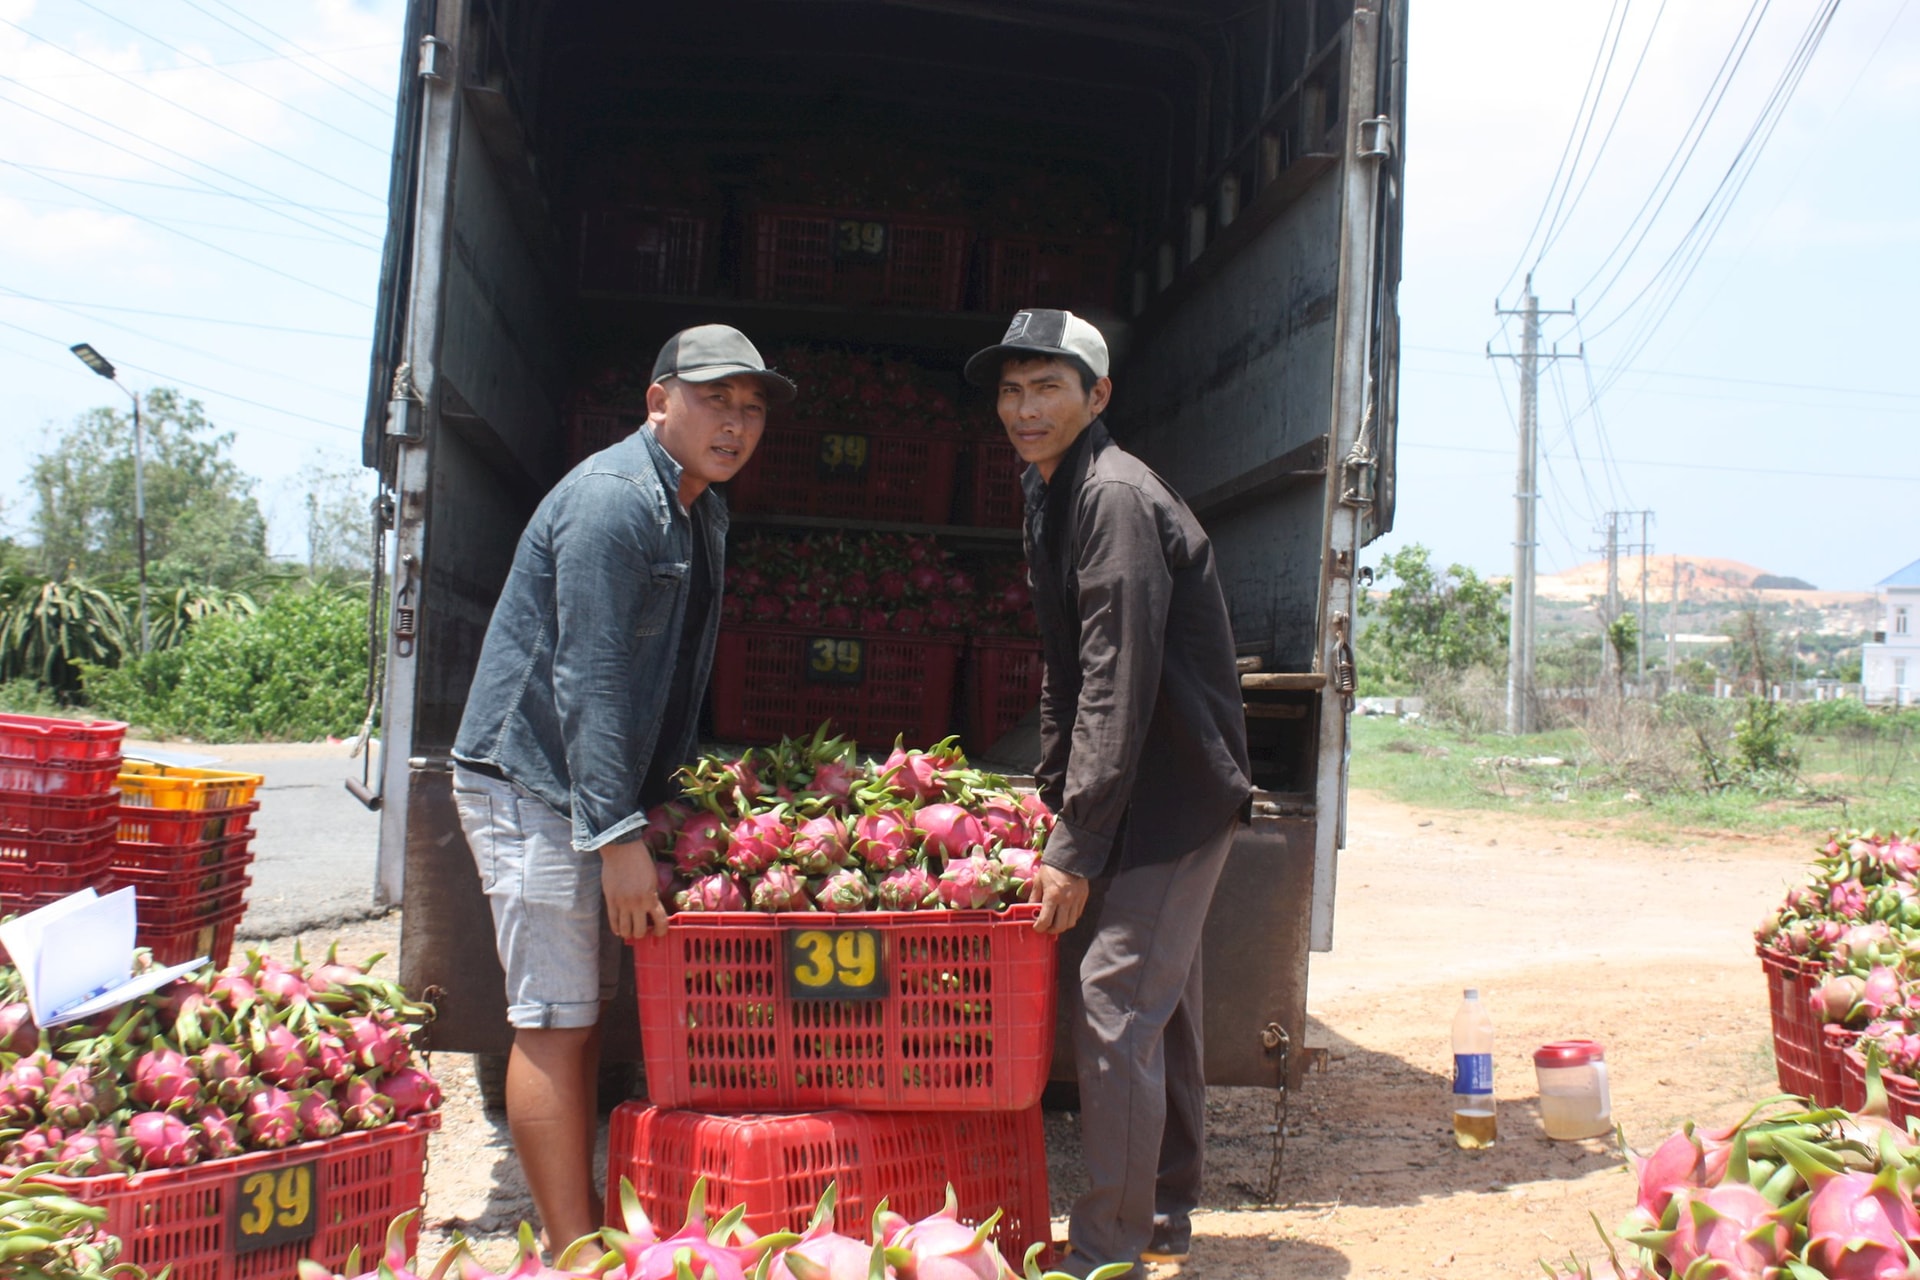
[
  {"x1": 0, "y1": 939, "x2": 441, "y2": 1176},
  {"x1": 654, "y1": 728, "x2": 1057, "y2": 917}
]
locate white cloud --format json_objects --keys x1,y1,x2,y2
[{"x1": 0, "y1": 194, "x2": 145, "y2": 258}]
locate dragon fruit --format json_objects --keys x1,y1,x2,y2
[
  {"x1": 244, "y1": 1086, "x2": 301, "y2": 1149},
  {"x1": 770, "y1": 1183, "x2": 901, "y2": 1280},
  {"x1": 1628, "y1": 1129, "x2": 1711, "y2": 1224},
  {"x1": 1861, "y1": 966, "x2": 1904, "y2": 1019},
  {"x1": 913, "y1": 805, "x2": 986, "y2": 861},
  {"x1": 809, "y1": 759, "x2": 858, "y2": 807},
  {"x1": 790, "y1": 815, "x2": 851, "y2": 876},
  {"x1": 1830, "y1": 879, "x2": 1871, "y2": 919},
  {"x1": 1014, "y1": 1244, "x2": 1131, "y2": 1280},
  {"x1": 253, "y1": 1020, "x2": 314, "y2": 1088},
  {"x1": 598, "y1": 1176, "x2": 778, "y2": 1280},
  {"x1": 46, "y1": 1062, "x2": 121, "y2": 1128},
  {"x1": 6, "y1": 1125, "x2": 60, "y2": 1166},
  {"x1": 996, "y1": 849, "x2": 1040, "y2": 900},
  {"x1": 674, "y1": 812, "x2": 733, "y2": 876},
  {"x1": 975, "y1": 795, "x2": 1030, "y2": 850},
  {"x1": 815, "y1": 869, "x2": 875, "y2": 913},
  {"x1": 0, "y1": 1002, "x2": 38, "y2": 1056},
  {"x1": 297, "y1": 1209, "x2": 424, "y2": 1280},
  {"x1": 193, "y1": 1041, "x2": 255, "y2": 1105},
  {"x1": 343, "y1": 1013, "x2": 411, "y2": 1074},
  {"x1": 644, "y1": 801, "x2": 695, "y2": 858},
  {"x1": 851, "y1": 811, "x2": 918, "y2": 873},
  {"x1": 876, "y1": 865, "x2": 939, "y2": 912},
  {"x1": 1637, "y1": 1183, "x2": 1790, "y2": 1280},
  {"x1": 880, "y1": 743, "x2": 953, "y2": 802},
  {"x1": 131, "y1": 1044, "x2": 202, "y2": 1110},
  {"x1": 676, "y1": 872, "x2": 748, "y2": 913},
  {"x1": 210, "y1": 971, "x2": 258, "y2": 1012},
  {"x1": 380, "y1": 1066, "x2": 444, "y2": 1119},
  {"x1": 937, "y1": 853, "x2": 1005, "y2": 910},
  {"x1": 310, "y1": 1030, "x2": 355, "y2": 1085},
  {"x1": 341, "y1": 1076, "x2": 395, "y2": 1131},
  {"x1": 56, "y1": 1123, "x2": 123, "y2": 1174},
  {"x1": 752, "y1": 864, "x2": 813, "y2": 912},
  {"x1": 1813, "y1": 974, "x2": 1871, "y2": 1025},
  {"x1": 0, "y1": 1050, "x2": 54, "y2": 1125},
  {"x1": 129, "y1": 1110, "x2": 199, "y2": 1168},
  {"x1": 885, "y1": 1189, "x2": 1008, "y2": 1280},
  {"x1": 728, "y1": 811, "x2": 793, "y2": 878},
  {"x1": 198, "y1": 1106, "x2": 245, "y2": 1159},
  {"x1": 259, "y1": 964, "x2": 312, "y2": 1007},
  {"x1": 296, "y1": 1088, "x2": 345, "y2": 1140}
]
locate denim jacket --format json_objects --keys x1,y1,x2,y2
[{"x1": 454, "y1": 427, "x2": 726, "y2": 852}]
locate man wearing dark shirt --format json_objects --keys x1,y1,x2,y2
[
  {"x1": 452, "y1": 324, "x2": 793, "y2": 1248},
  {"x1": 965, "y1": 309, "x2": 1252, "y2": 1278}
]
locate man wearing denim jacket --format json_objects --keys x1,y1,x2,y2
[{"x1": 451, "y1": 325, "x2": 793, "y2": 1248}]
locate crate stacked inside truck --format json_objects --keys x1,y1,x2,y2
[{"x1": 612, "y1": 736, "x2": 1062, "y2": 1261}]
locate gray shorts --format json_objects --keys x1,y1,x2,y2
[{"x1": 451, "y1": 765, "x2": 622, "y2": 1030}]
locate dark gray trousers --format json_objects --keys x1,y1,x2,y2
[{"x1": 1068, "y1": 818, "x2": 1236, "y2": 1267}]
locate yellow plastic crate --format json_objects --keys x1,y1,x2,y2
[{"x1": 118, "y1": 760, "x2": 264, "y2": 811}]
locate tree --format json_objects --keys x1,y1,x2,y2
[
  {"x1": 1360, "y1": 544, "x2": 1510, "y2": 687},
  {"x1": 29, "y1": 388, "x2": 269, "y2": 588},
  {"x1": 284, "y1": 459, "x2": 376, "y2": 579}
]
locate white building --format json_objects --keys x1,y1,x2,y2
[{"x1": 1863, "y1": 557, "x2": 1920, "y2": 705}]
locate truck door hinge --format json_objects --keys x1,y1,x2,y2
[
  {"x1": 1331, "y1": 611, "x2": 1356, "y2": 711},
  {"x1": 1358, "y1": 115, "x2": 1394, "y2": 160},
  {"x1": 419, "y1": 35, "x2": 451, "y2": 82}
]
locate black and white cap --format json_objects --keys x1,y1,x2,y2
[
  {"x1": 963, "y1": 309, "x2": 1110, "y2": 386},
  {"x1": 651, "y1": 324, "x2": 797, "y2": 403}
]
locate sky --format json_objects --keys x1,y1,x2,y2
[{"x1": 1, "y1": 0, "x2": 1916, "y2": 587}]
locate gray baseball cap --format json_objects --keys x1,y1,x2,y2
[
  {"x1": 964, "y1": 308, "x2": 1111, "y2": 386},
  {"x1": 651, "y1": 324, "x2": 797, "y2": 403}
]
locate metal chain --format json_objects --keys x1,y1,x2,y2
[{"x1": 1261, "y1": 1022, "x2": 1292, "y2": 1204}]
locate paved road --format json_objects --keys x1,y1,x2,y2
[{"x1": 126, "y1": 742, "x2": 386, "y2": 938}]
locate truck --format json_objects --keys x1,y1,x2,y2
[{"x1": 358, "y1": 0, "x2": 1406, "y2": 1121}]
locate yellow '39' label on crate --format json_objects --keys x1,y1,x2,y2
[
  {"x1": 786, "y1": 928, "x2": 887, "y2": 1000},
  {"x1": 232, "y1": 1161, "x2": 318, "y2": 1253}
]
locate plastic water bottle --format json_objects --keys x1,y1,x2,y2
[{"x1": 1452, "y1": 988, "x2": 1495, "y2": 1148}]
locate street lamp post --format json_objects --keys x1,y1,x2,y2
[{"x1": 69, "y1": 343, "x2": 148, "y2": 655}]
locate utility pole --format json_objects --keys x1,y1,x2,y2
[
  {"x1": 1667, "y1": 554, "x2": 1680, "y2": 684},
  {"x1": 1593, "y1": 509, "x2": 1653, "y2": 690},
  {"x1": 1490, "y1": 276, "x2": 1575, "y2": 734},
  {"x1": 1637, "y1": 511, "x2": 1651, "y2": 682}
]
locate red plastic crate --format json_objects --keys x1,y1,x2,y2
[
  {"x1": 107, "y1": 852, "x2": 255, "y2": 901},
  {"x1": 965, "y1": 638, "x2": 1045, "y2": 752},
  {"x1": 142, "y1": 912, "x2": 240, "y2": 968},
  {"x1": 753, "y1": 208, "x2": 970, "y2": 310},
  {"x1": 982, "y1": 235, "x2": 1123, "y2": 314},
  {"x1": 1828, "y1": 1026, "x2": 1865, "y2": 1111},
  {"x1": 1844, "y1": 1045, "x2": 1920, "y2": 1127},
  {"x1": 132, "y1": 875, "x2": 251, "y2": 927},
  {"x1": 0, "y1": 713, "x2": 125, "y2": 764},
  {"x1": 0, "y1": 820, "x2": 117, "y2": 876},
  {"x1": 1759, "y1": 945, "x2": 1831, "y2": 1104},
  {"x1": 607, "y1": 1104, "x2": 1050, "y2": 1261},
  {"x1": 24, "y1": 1116, "x2": 433, "y2": 1280},
  {"x1": 0, "y1": 790, "x2": 118, "y2": 834},
  {"x1": 710, "y1": 626, "x2": 962, "y2": 748},
  {"x1": 117, "y1": 802, "x2": 257, "y2": 848},
  {"x1": 632, "y1": 904, "x2": 1056, "y2": 1111},
  {"x1": 0, "y1": 758, "x2": 123, "y2": 798},
  {"x1": 566, "y1": 410, "x2": 645, "y2": 468},
  {"x1": 578, "y1": 206, "x2": 712, "y2": 295},
  {"x1": 965, "y1": 436, "x2": 1027, "y2": 529},
  {"x1": 728, "y1": 420, "x2": 960, "y2": 525}
]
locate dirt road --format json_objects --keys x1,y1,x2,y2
[{"x1": 252, "y1": 790, "x2": 1814, "y2": 1277}]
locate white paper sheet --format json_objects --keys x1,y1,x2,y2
[{"x1": 0, "y1": 887, "x2": 209, "y2": 1026}]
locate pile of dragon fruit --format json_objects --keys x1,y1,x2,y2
[
  {"x1": 0, "y1": 942, "x2": 440, "y2": 1175},
  {"x1": 723, "y1": 530, "x2": 1037, "y2": 639},
  {"x1": 299, "y1": 1179, "x2": 1127, "y2": 1280},
  {"x1": 652, "y1": 730, "x2": 1051, "y2": 915},
  {"x1": 1547, "y1": 1059, "x2": 1920, "y2": 1280}
]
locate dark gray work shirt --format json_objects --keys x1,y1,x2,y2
[
  {"x1": 1023, "y1": 420, "x2": 1252, "y2": 878},
  {"x1": 454, "y1": 427, "x2": 725, "y2": 852}
]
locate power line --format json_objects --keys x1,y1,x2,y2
[
  {"x1": 1530, "y1": 0, "x2": 1636, "y2": 275},
  {"x1": 5, "y1": 191, "x2": 368, "y2": 246},
  {"x1": 1571, "y1": 0, "x2": 1776, "y2": 310},
  {"x1": 0, "y1": 84, "x2": 381, "y2": 248},
  {"x1": 1398, "y1": 439, "x2": 1920, "y2": 485},
  {"x1": 0, "y1": 290, "x2": 366, "y2": 401},
  {"x1": 1496, "y1": 0, "x2": 1633, "y2": 302},
  {"x1": 56, "y1": 0, "x2": 392, "y2": 155},
  {"x1": 0, "y1": 290, "x2": 364, "y2": 340},
  {"x1": 10, "y1": 42, "x2": 396, "y2": 81},
  {"x1": 0, "y1": 15, "x2": 388, "y2": 200},
  {"x1": 176, "y1": 0, "x2": 396, "y2": 115},
  {"x1": 0, "y1": 160, "x2": 376, "y2": 308},
  {"x1": 1, "y1": 161, "x2": 386, "y2": 218},
  {"x1": 1405, "y1": 343, "x2": 1920, "y2": 402}
]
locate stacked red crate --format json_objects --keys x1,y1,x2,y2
[
  {"x1": 0, "y1": 713, "x2": 125, "y2": 917},
  {"x1": 112, "y1": 761, "x2": 264, "y2": 967}
]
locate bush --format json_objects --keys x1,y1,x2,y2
[{"x1": 85, "y1": 586, "x2": 369, "y2": 741}]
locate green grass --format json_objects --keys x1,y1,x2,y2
[{"x1": 1349, "y1": 714, "x2": 1920, "y2": 842}]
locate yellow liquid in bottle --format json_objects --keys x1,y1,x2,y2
[{"x1": 1453, "y1": 1108, "x2": 1497, "y2": 1149}]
